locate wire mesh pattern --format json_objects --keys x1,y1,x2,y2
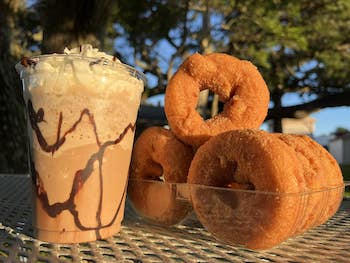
[{"x1": 0, "y1": 174, "x2": 349, "y2": 263}]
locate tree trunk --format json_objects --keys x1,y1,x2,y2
[
  {"x1": 211, "y1": 93, "x2": 219, "y2": 116},
  {"x1": 197, "y1": 0, "x2": 213, "y2": 119},
  {"x1": 271, "y1": 89, "x2": 283, "y2": 132},
  {"x1": 0, "y1": 0, "x2": 28, "y2": 173},
  {"x1": 39, "y1": 0, "x2": 114, "y2": 52},
  {"x1": 0, "y1": 0, "x2": 116, "y2": 173}
]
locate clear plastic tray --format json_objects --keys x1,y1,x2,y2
[{"x1": 127, "y1": 179, "x2": 349, "y2": 250}]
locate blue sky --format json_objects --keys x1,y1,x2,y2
[{"x1": 311, "y1": 107, "x2": 350, "y2": 136}]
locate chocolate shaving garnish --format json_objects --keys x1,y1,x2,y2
[
  {"x1": 112, "y1": 56, "x2": 117, "y2": 62},
  {"x1": 21, "y1": 57, "x2": 37, "y2": 68}
]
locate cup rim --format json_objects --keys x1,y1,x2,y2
[{"x1": 16, "y1": 54, "x2": 147, "y2": 84}]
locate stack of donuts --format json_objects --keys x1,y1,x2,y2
[{"x1": 128, "y1": 53, "x2": 344, "y2": 250}]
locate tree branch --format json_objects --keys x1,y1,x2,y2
[
  {"x1": 148, "y1": 86, "x2": 166, "y2": 97},
  {"x1": 266, "y1": 89, "x2": 350, "y2": 120}
]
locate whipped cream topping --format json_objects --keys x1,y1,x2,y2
[
  {"x1": 16, "y1": 44, "x2": 145, "y2": 99},
  {"x1": 63, "y1": 44, "x2": 119, "y2": 62}
]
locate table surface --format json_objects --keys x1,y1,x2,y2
[{"x1": 0, "y1": 174, "x2": 349, "y2": 263}]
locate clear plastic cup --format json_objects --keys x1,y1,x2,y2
[{"x1": 16, "y1": 54, "x2": 145, "y2": 243}]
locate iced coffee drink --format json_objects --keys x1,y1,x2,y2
[{"x1": 16, "y1": 45, "x2": 145, "y2": 243}]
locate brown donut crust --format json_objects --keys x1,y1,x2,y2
[
  {"x1": 274, "y1": 134, "x2": 327, "y2": 233},
  {"x1": 298, "y1": 135, "x2": 344, "y2": 224},
  {"x1": 165, "y1": 53, "x2": 270, "y2": 147},
  {"x1": 128, "y1": 127, "x2": 194, "y2": 225},
  {"x1": 130, "y1": 127, "x2": 194, "y2": 182},
  {"x1": 188, "y1": 129, "x2": 305, "y2": 250}
]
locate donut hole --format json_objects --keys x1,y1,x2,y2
[
  {"x1": 207, "y1": 91, "x2": 225, "y2": 117},
  {"x1": 143, "y1": 162, "x2": 164, "y2": 181},
  {"x1": 195, "y1": 90, "x2": 211, "y2": 119},
  {"x1": 196, "y1": 90, "x2": 226, "y2": 120},
  {"x1": 215, "y1": 157, "x2": 255, "y2": 190},
  {"x1": 215, "y1": 158, "x2": 239, "y2": 187}
]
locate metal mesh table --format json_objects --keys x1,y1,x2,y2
[{"x1": 0, "y1": 174, "x2": 349, "y2": 263}]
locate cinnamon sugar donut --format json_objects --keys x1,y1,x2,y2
[
  {"x1": 128, "y1": 127, "x2": 193, "y2": 225},
  {"x1": 298, "y1": 135, "x2": 344, "y2": 225},
  {"x1": 165, "y1": 53, "x2": 270, "y2": 147},
  {"x1": 188, "y1": 129, "x2": 306, "y2": 250},
  {"x1": 274, "y1": 134, "x2": 328, "y2": 233}
]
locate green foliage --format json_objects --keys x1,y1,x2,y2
[
  {"x1": 111, "y1": 0, "x2": 350, "y2": 101},
  {"x1": 116, "y1": 0, "x2": 186, "y2": 41},
  {"x1": 221, "y1": 1, "x2": 350, "y2": 96},
  {"x1": 333, "y1": 127, "x2": 350, "y2": 135}
]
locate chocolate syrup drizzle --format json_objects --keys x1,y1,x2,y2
[{"x1": 28, "y1": 100, "x2": 135, "y2": 237}]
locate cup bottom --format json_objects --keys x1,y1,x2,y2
[{"x1": 34, "y1": 223, "x2": 121, "y2": 243}]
